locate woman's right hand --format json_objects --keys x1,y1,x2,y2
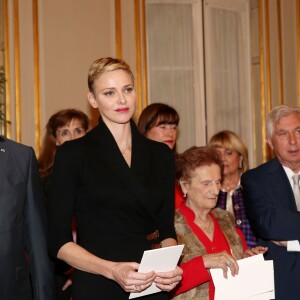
[
  {"x1": 110, "y1": 262, "x2": 156, "y2": 293},
  {"x1": 202, "y1": 251, "x2": 239, "y2": 278}
]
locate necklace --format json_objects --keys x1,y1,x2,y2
[
  {"x1": 195, "y1": 216, "x2": 213, "y2": 234},
  {"x1": 223, "y1": 174, "x2": 240, "y2": 192},
  {"x1": 121, "y1": 143, "x2": 132, "y2": 157},
  {"x1": 121, "y1": 143, "x2": 132, "y2": 167}
]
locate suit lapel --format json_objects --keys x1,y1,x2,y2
[
  {"x1": 266, "y1": 158, "x2": 296, "y2": 209},
  {"x1": 89, "y1": 119, "x2": 157, "y2": 224}
]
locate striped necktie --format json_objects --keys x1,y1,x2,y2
[{"x1": 292, "y1": 174, "x2": 300, "y2": 211}]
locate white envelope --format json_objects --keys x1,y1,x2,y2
[
  {"x1": 211, "y1": 254, "x2": 274, "y2": 300},
  {"x1": 129, "y1": 244, "x2": 184, "y2": 299}
]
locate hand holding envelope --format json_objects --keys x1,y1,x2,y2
[
  {"x1": 129, "y1": 245, "x2": 184, "y2": 299},
  {"x1": 210, "y1": 254, "x2": 274, "y2": 300}
]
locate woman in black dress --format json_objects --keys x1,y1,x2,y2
[{"x1": 48, "y1": 57, "x2": 182, "y2": 299}]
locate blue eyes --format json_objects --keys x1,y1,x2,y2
[{"x1": 103, "y1": 87, "x2": 134, "y2": 96}]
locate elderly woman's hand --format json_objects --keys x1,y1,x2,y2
[
  {"x1": 243, "y1": 246, "x2": 268, "y2": 258},
  {"x1": 154, "y1": 266, "x2": 183, "y2": 291},
  {"x1": 202, "y1": 251, "x2": 239, "y2": 279}
]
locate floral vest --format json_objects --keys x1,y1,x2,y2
[{"x1": 173, "y1": 208, "x2": 244, "y2": 300}]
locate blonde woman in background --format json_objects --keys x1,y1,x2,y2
[{"x1": 208, "y1": 130, "x2": 257, "y2": 248}]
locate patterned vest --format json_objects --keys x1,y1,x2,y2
[{"x1": 218, "y1": 187, "x2": 257, "y2": 248}]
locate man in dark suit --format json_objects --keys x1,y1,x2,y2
[
  {"x1": 242, "y1": 105, "x2": 300, "y2": 299},
  {"x1": 0, "y1": 136, "x2": 54, "y2": 299}
]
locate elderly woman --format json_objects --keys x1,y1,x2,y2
[
  {"x1": 171, "y1": 146, "x2": 267, "y2": 300},
  {"x1": 208, "y1": 130, "x2": 257, "y2": 248}
]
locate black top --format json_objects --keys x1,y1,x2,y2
[{"x1": 48, "y1": 118, "x2": 176, "y2": 299}]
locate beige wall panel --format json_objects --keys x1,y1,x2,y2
[
  {"x1": 19, "y1": 0, "x2": 35, "y2": 147},
  {"x1": 252, "y1": 63, "x2": 263, "y2": 166},
  {"x1": 39, "y1": 0, "x2": 116, "y2": 133},
  {"x1": 250, "y1": 5, "x2": 259, "y2": 58},
  {"x1": 281, "y1": 0, "x2": 298, "y2": 105},
  {"x1": 6, "y1": 0, "x2": 16, "y2": 140},
  {"x1": 268, "y1": 0, "x2": 280, "y2": 106},
  {"x1": 121, "y1": 0, "x2": 136, "y2": 71},
  {"x1": 250, "y1": 4, "x2": 261, "y2": 167}
]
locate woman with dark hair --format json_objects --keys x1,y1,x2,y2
[
  {"x1": 137, "y1": 103, "x2": 179, "y2": 153},
  {"x1": 138, "y1": 103, "x2": 184, "y2": 208},
  {"x1": 38, "y1": 108, "x2": 89, "y2": 300},
  {"x1": 171, "y1": 146, "x2": 267, "y2": 300},
  {"x1": 38, "y1": 108, "x2": 89, "y2": 182}
]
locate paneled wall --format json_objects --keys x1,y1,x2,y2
[
  {"x1": 2, "y1": 0, "x2": 300, "y2": 166},
  {"x1": 251, "y1": 0, "x2": 300, "y2": 164},
  {"x1": 3, "y1": 0, "x2": 117, "y2": 152}
]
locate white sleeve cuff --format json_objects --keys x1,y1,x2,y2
[{"x1": 287, "y1": 240, "x2": 300, "y2": 251}]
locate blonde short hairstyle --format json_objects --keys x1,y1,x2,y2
[
  {"x1": 208, "y1": 130, "x2": 249, "y2": 173},
  {"x1": 87, "y1": 57, "x2": 135, "y2": 93}
]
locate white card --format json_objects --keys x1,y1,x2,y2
[
  {"x1": 129, "y1": 244, "x2": 184, "y2": 299},
  {"x1": 211, "y1": 254, "x2": 274, "y2": 300}
]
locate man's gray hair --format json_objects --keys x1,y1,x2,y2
[{"x1": 266, "y1": 105, "x2": 300, "y2": 138}]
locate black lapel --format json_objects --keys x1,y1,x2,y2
[{"x1": 89, "y1": 118, "x2": 158, "y2": 224}]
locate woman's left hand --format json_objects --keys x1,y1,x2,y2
[
  {"x1": 154, "y1": 266, "x2": 183, "y2": 291},
  {"x1": 243, "y1": 246, "x2": 268, "y2": 258}
]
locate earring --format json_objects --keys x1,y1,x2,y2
[
  {"x1": 179, "y1": 179, "x2": 188, "y2": 198},
  {"x1": 239, "y1": 157, "x2": 243, "y2": 169}
]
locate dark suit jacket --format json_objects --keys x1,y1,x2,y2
[
  {"x1": 242, "y1": 158, "x2": 300, "y2": 300},
  {"x1": 48, "y1": 119, "x2": 176, "y2": 299},
  {"x1": 0, "y1": 136, "x2": 55, "y2": 299}
]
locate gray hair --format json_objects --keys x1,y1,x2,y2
[{"x1": 266, "y1": 105, "x2": 300, "y2": 138}]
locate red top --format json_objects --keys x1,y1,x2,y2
[
  {"x1": 175, "y1": 184, "x2": 185, "y2": 209},
  {"x1": 172, "y1": 203, "x2": 247, "y2": 300}
]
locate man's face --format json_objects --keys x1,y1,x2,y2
[{"x1": 267, "y1": 113, "x2": 300, "y2": 171}]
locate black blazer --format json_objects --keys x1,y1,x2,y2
[
  {"x1": 0, "y1": 136, "x2": 54, "y2": 300},
  {"x1": 48, "y1": 119, "x2": 176, "y2": 299},
  {"x1": 242, "y1": 158, "x2": 300, "y2": 300}
]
